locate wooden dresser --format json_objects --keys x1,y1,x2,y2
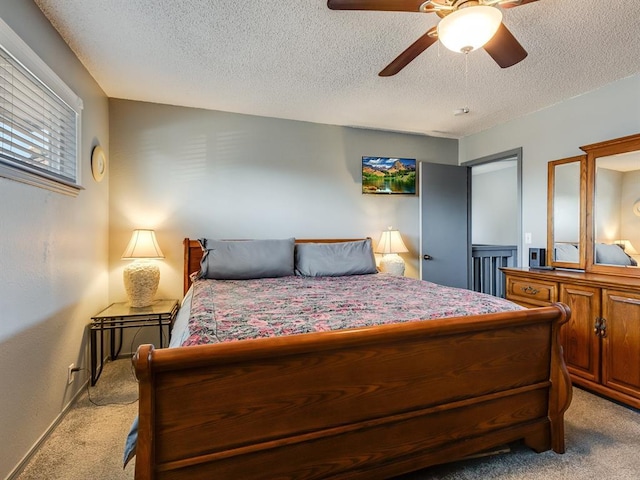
[{"x1": 503, "y1": 267, "x2": 640, "y2": 409}]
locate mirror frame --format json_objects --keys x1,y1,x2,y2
[
  {"x1": 582, "y1": 132, "x2": 640, "y2": 277},
  {"x1": 547, "y1": 155, "x2": 586, "y2": 269}
]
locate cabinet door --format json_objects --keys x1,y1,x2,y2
[
  {"x1": 559, "y1": 284, "x2": 601, "y2": 382},
  {"x1": 601, "y1": 290, "x2": 640, "y2": 400}
]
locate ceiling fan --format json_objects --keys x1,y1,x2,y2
[{"x1": 327, "y1": 0, "x2": 539, "y2": 76}]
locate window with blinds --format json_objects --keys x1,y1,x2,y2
[{"x1": 0, "y1": 18, "x2": 83, "y2": 196}]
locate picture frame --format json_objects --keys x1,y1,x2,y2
[{"x1": 362, "y1": 156, "x2": 417, "y2": 195}]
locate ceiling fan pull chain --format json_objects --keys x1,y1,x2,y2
[
  {"x1": 454, "y1": 53, "x2": 471, "y2": 116},
  {"x1": 464, "y1": 52, "x2": 469, "y2": 112}
]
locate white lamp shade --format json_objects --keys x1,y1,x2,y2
[
  {"x1": 376, "y1": 228, "x2": 408, "y2": 276},
  {"x1": 121, "y1": 229, "x2": 164, "y2": 259},
  {"x1": 375, "y1": 228, "x2": 409, "y2": 254},
  {"x1": 615, "y1": 239, "x2": 639, "y2": 256},
  {"x1": 437, "y1": 6, "x2": 503, "y2": 53}
]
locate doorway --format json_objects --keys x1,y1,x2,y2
[{"x1": 464, "y1": 148, "x2": 522, "y2": 296}]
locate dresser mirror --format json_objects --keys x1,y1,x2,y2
[
  {"x1": 592, "y1": 151, "x2": 640, "y2": 269},
  {"x1": 547, "y1": 156, "x2": 586, "y2": 269},
  {"x1": 583, "y1": 133, "x2": 640, "y2": 277}
]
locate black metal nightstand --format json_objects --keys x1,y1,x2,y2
[{"x1": 90, "y1": 299, "x2": 178, "y2": 385}]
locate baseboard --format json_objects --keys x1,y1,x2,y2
[{"x1": 5, "y1": 378, "x2": 89, "y2": 480}]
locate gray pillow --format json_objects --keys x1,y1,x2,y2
[
  {"x1": 595, "y1": 243, "x2": 633, "y2": 266},
  {"x1": 295, "y1": 239, "x2": 377, "y2": 277},
  {"x1": 554, "y1": 243, "x2": 579, "y2": 263},
  {"x1": 199, "y1": 238, "x2": 295, "y2": 279}
]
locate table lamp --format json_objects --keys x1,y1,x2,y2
[
  {"x1": 375, "y1": 226, "x2": 409, "y2": 276},
  {"x1": 121, "y1": 229, "x2": 164, "y2": 307}
]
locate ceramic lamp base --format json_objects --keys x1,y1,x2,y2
[
  {"x1": 379, "y1": 253, "x2": 405, "y2": 276},
  {"x1": 123, "y1": 261, "x2": 160, "y2": 307}
]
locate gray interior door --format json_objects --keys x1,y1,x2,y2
[{"x1": 420, "y1": 162, "x2": 470, "y2": 289}]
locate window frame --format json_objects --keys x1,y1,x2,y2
[{"x1": 0, "y1": 17, "x2": 84, "y2": 196}]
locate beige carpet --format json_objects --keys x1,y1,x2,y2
[
  {"x1": 14, "y1": 358, "x2": 640, "y2": 479},
  {"x1": 16, "y1": 359, "x2": 138, "y2": 480}
]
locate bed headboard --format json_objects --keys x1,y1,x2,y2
[
  {"x1": 183, "y1": 238, "x2": 204, "y2": 294},
  {"x1": 183, "y1": 237, "x2": 368, "y2": 294}
]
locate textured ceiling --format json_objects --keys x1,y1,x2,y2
[{"x1": 33, "y1": 0, "x2": 640, "y2": 138}]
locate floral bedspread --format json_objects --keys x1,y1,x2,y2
[{"x1": 182, "y1": 274, "x2": 523, "y2": 346}]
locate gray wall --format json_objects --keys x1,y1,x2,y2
[
  {"x1": 0, "y1": 2, "x2": 109, "y2": 478},
  {"x1": 108, "y1": 99, "x2": 458, "y2": 303},
  {"x1": 460, "y1": 74, "x2": 640, "y2": 266}
]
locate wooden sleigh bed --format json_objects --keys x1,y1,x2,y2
[{"x1": 132, "y1": 238, "x2": 572, "y2": 480}]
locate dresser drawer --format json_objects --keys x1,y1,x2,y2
[{"x1": 506, "y1": 276, "x2": 558, "y2": 307}]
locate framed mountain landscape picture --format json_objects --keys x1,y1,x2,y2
[{"x1": 362, "y1": 156, "x2": 417, "y2": 195}]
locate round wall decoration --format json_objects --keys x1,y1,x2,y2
[
  {"x1": 633, "y1": 200, "x2": 640, "y2": 217},
  {"x1": 91, "y1": 145, "x2": 107, "y2": 182}
]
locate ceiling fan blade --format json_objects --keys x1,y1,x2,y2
[
  {"x1": 483, "y1": 23, "x2": 527, "y2": 68},
  {"x1": 327, "y1": 0, "x2": 426, "y2": 12},
  {"x1": 499, "y1": 0, "x2": 539, "y2": 9},
  {"x1": 379, "y1": 28, "x2": 438, "y2": 77}
]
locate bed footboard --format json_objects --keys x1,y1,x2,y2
[{"x1": 134, "y1": 303, "x2": 571, "y2": 480}]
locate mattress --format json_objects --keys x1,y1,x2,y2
[{"x1": 172, "y1": 273, "x2": 523, "y2": 347}]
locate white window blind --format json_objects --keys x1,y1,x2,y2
[{"x1": 0, "y1": 18, "x2": 83, "y2": 196}]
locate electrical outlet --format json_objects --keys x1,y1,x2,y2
[{"x1": 67, "y1": 363, "x2": 76, "y2": 385}]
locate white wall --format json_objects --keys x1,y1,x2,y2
[
  {"x1": 460, "y1": 74, "x2": 640, "y2": 266},
  {"x1": 593, "y1": 168, "x2": 640, "y2": 262},
  {"x1": 471, "y1": 162, "x2": 518, "y2": 245},
  {"x1": 621, "y1": 170, "x2": 640, "y2": 255},
  {"x1": 108, "y1": 99, "x2": 458, "y2": 309},
  {"x1": 0, "y1": 1, "x2": 109, "y2": 478},
  {"x1": 553, "y1": 161, "x2": 581, "y2": 243},
  {"x1": 595, "y1": 168, "x2": 623, "y2": 242}
]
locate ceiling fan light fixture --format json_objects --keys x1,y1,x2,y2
[{"x1": 437, "y1": 5, "x2": 503, "y2": 54}]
